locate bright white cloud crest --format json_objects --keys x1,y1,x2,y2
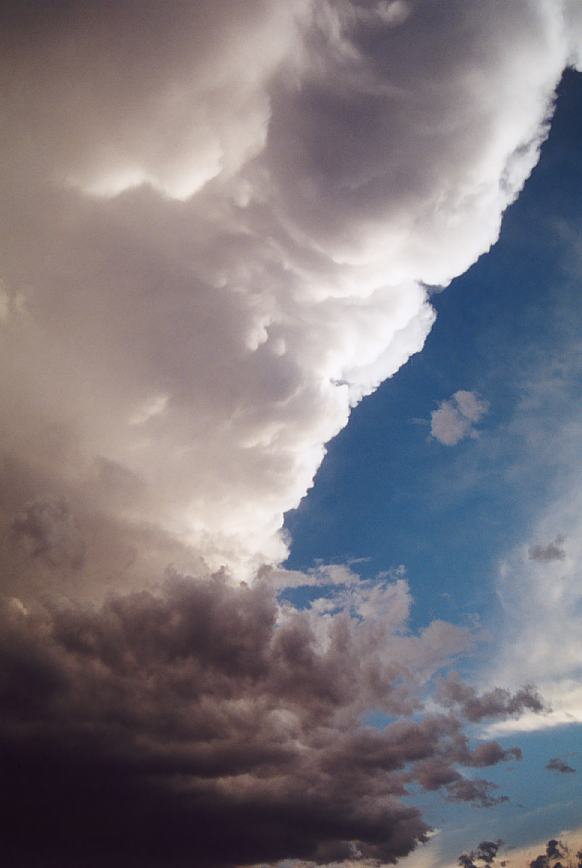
[{"x1": 0, "y1": 0, "x2": 580, "y2": 581}]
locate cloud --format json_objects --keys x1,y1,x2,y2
[
  {"x1": 0, "y1": 1, "x2": 579, "y2": 575},
  {"x1": 488, "y1": 473, "x2": 582, "y2": 733},
  {"x1": 457, "y1": 839, "x2": 503, "y2": 867},
  {"x1": 0, "y1": 568, "x2": 531, "y2": 867},
  {"x1": 546, "y1": 757, "x2": 576, "y2": 774},
  {"x1": 431, "y1": 392, "x2": 490, "y2": 446},
  {"x1": 435, "y1": 674, "x2": 546, "y2": 723},
  {"x1": 10, "y1": 496, "x2": 86, "y2": 570},
  {"x1": 529, "y1": 536, "x2": 567, "y2": 563},
  {"x1": 414, "y1": 762, "x2": 509, "y2": 808}
]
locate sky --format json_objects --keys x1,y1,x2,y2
[{"x1": 0, "y1": 2, "x2": 581, "y2": 867}]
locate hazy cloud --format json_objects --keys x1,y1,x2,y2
[
  {"x1": 529, "y1": 535, "x2": 567, "y2": 562},
  {"x1": 10, "y1": 497, "x2": 86, "y2": 570}
]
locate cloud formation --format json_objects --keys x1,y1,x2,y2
[
  {"x1": 0, "y1": 1, "x2": 580, "y2": 574},
  {"x1": 0, "y1": 570, "x2": 529, "y2": 867},
  {"x1": 10, "y1": 496, "x2": 86, "y2": 570},
  {"x1": 430, "y1": 391, "x2": 490, "y2": 446},
  {"x1": 529, "y1": 536, "x2": 567, "y2": 563},
  {"x1": 546, "y1": 757, "x2": 576, "y2": 774},
  {"x1": 435, "y1": 674, "x2": 546, "y2": 723},
  {"x1": 1, "y1": 4, "x2": 581, "y2": 865}
]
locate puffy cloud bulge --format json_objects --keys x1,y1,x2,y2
[
  {"x1": 1, "y1": 0, "x2": 581, "y2": 575},
  {"x1": 0, "y1": 572, "x2": 538, "y2": 867}
]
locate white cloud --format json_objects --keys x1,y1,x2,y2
[
  {"x1": 0, "y1": 1, "x2": 579, "y2": 580},
  {"x1": 431, "y1": 391, "x2": 489, "y2": 446}
]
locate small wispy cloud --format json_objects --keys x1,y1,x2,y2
[
  {"x1": 529, "y1": 535, "x2": 567, "y2": 562},
  {"x1": 546, "y1": 756, "x2": 576, "y2": 774}
]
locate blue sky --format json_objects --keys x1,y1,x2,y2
[{"x1": 285, "y1": 68, "x2": 582, "y2": 861}]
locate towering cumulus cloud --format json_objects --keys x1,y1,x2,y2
[
  {"x1": 0, "y1": 1, "x2": 581, "y2": 865},
  {"x1": 0, "y1": 0, "x2": 580, "y2": 576}
]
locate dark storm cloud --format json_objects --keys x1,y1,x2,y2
[
  {"x1": 462, "y1": 743, "x2": 522, "y2": 767},
  {"x1": 546, "y1": 756, "x2": 576, "y2": 774},
  {"x1": 0, "y1": 572, "x2": 525, "y2": 868},
  {"x1": 528, "y1": 535, "x2": 567, "y2": 562},
  {"x1": 436, "y1": 673, "x2": 547, "y2": 722}
]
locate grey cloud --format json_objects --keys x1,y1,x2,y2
[
  {"x1": 462, "y1": 743, "x2": 522, "y2": 768},
  {"x1": 435, "y1": 673, "x2": 547, "y2": 722},
  {"x1": 546, "y1": 756, "x2": 576, "y2": 774},
  {"x1": 445, "y1": 778, "x2": 508, "y2": 808},
  {"x1": 529, "y1": 535, "x2": 567, "y2": 562},
  {"x1": 0, "y1": 572, "x2": 521, "y2": 867},
  {"x1": 414, "y1": 757, "x2": 509, "y2": 808},
  {"x1": 0, "y1": 455, "x2": 209, "y2": 604},
  {"x1": 10, "y1": 496, "x2": 86, "y2": 570}
]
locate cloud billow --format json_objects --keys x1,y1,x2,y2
[
  {"x1": 436, "y1": 673, "x2": 547, "y2": 722},
  {"x1": 0, "y1": 1, "x2": 580, "y2": 573},
  {"x1": 0, "y1": 571, "x2": 534, "y2": 867}
]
